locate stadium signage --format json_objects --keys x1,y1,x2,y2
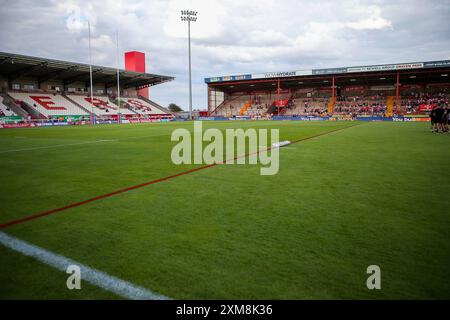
[
  {"x1": 262, "y1": 71, "x2": 296, "y2": 78},
  {"x1": 0, "y1": 123, "x2": 33, "y2": 128},
  {"x1": 205, "y1": 74, "x2": 252, "y2": 83},
  {"x1": 312, "y1": 67, "x2": 348, "y2": 75},
  {"x1": 424, "y1": 60, "x2": 450, "y2": 68},
  {"x1": 347, "y1": 63, "x2": 424, "y2": 73},
  {"x1": 252, "y1": 70, "x2": 312, "y2": 79},
  {"x1": 198, "y1": 116, "x2": 229, "y2": 121},
  {"x1": 35, "y1": 122, "x2": 54, "y2": 127},
  {"x1": 272, "y1": 116, "x2": 329, "y2": 121}
]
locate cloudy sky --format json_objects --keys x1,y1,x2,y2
[{"x1": 0, "y1": 0, "x2": 449, "y2": 110}]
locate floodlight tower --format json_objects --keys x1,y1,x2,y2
[{"x1": 180, "y1": 10, "x2": 197, "y2": 120}]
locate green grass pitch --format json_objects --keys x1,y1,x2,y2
[{"x1": 0, "y1": 120, "x2": 449, "y2": 299}]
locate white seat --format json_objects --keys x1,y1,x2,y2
[
  {"x1": 122, "y1": 98, "x2": 170, "y2": 115},
  {"x1": 67, "y1": 95, "x2": 137, "y2": 116},
  {"x1": 8, "y1": 92, "x2": 88, "y2": 117}
]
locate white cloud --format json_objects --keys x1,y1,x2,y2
[{"x1": 346, "y1": 5, "x2": 392, "y2": 30}]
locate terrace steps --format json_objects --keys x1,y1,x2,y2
[
  {"x1": 386, "y1": 96, "x2": 394, "y2": 116},
  {"x1": 239, "y1": 99, "x2": 252, "y2": 116}
]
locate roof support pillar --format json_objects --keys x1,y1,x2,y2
[
  {"x1": 332, "y1": 76, "x2": 335, "y2": 114},
  {"x1": 395, "y1": 71, "x2": 400, "y2": 114},
  {"x1": 207, "y1": 85, "x2": 211, "y2": 115},
  {"x1": 277, "y1": 78, "x2": 280, "y2": 115}
]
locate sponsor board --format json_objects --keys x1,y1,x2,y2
[
  {"x1": 33, "y1": 122, "x2": 70, "y2": 127},
  {"x1": 51, "y1": 115, "x2": 89, "y2": 122},
  {"x1": 204, "y1": 74, "x2": 252, "y2": 83},
  {"x1": 411, "y1": 117, "x2": 430, "y2": 122},
  {"x1": 331, "y1": 115, "x2": 354, "y2": 121},
  {"x1": 423, "y1": 60, "x2": 450, "y2": 68},
  {"x1": 35, "y1": 122, "x2": 54, "y2": 127},
  {"x1": 129, "y1": 118, "x2": 171, "y2": 123},
  {"x1": 0, "y1": 117, "x2": 24, "y2": 126},
  {"x1": 0, "y1": 123, "x2": 34, "y2": 128},
  {"x1": 272, "y1": 116, "x2": 329, "y2": 121},
  {"x1": 198, "y1": 117, "x2": 229, "y2": 121},
  {"x1": 0, "y1": 116, "x2": 23, "y2": 123},
  {"x1": 347, "y1": 62, "x2": 424, "y2": 73},
  {"x1": 356, "y1": 116, "x2": 393, "y2": 121},
  {"x1": 229, "y1": 116, "x2": 251, "y2": 121},
  {"x1": 252, "y1": 70, "x2": 312, "y2": 79},
  {"x1": 403, "y1": 114, "x2": 430, "y2": 118},
  {"x1": 312, "y1": 67, "x2": 348, "y2": 75},
  {"x1": 394, "y1": 115, "x2": 431, "y2": 122}
]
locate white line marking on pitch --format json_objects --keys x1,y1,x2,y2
[
  {"x1": 0, "y1": 133, "x2": 169, "y2": 154},
  {"x1": 0, "y1": 140, "x2": 117, "y2": 154},
  {"x1": 0, "y1": 232, "x2": 169, "y2": 300}
]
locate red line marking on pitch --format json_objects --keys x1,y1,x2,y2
[
  {"x1": 0, "y1": 124, "x2": 358, "y2": 229},
  {"x1": 0, "y1": 164, "x2": 217, "y2": 229}
]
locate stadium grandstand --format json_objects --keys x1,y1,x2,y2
[
  {"x1": 205, "y1": 60, "x2": 450, "y2": 121},
  {"x1": 0, "y1": 52, "x2": 175, "y2": 126}
]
